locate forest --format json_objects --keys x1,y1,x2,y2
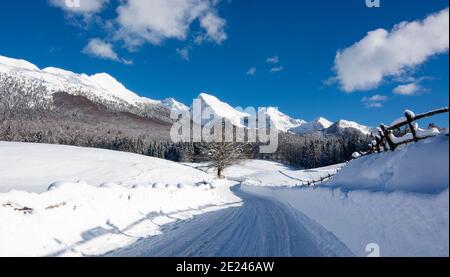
[{"x1": 0, "y1": 73, "x2": 371, "y2": 169}]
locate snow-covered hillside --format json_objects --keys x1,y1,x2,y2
[
  {"x1": 0, "y1": 142, "x2": 240, "y2": 257},
  {"x1": 222, "y1": 160, "x2": 344, "y2": 187},
  {"x1": 242, "y1": 134, "x2": 449, "y2": 256},
  {"x1": 0, "y1": 55, "x2": 188, "y2": 113},
  {"x1": 328, "y1": 134, "x2": 449, "y2": 193}
]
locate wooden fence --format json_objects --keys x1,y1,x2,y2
[
  {"x1": 303, "y1": 107, "x2": 448, "y2": 186},
  {"x1": 367, "y1": 107, "x2": 449, "y2": 154}
]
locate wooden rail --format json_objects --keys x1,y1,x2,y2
[{"x1": 365, "y1": 107, "x2": 448, "y2": 155}]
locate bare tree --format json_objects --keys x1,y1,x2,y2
[{"x1": 199, "y1": 142, "x2": 251, "y2": 178}]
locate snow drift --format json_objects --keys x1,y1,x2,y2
[
  {"x1": 0, "y1": 142, "x2": 240, "y2": 257},
  {"x1": 242, "y1": 135, "x2": 449, "y2": 256},
  {"x1": 327, "y1": 134, "x2": 449, "y2": 194}
]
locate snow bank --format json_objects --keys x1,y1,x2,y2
[
  {"x1": 242, "y1": 135, "x2": 449, "y2": 256},
  {"x1": 0, "y1": 142, "x2": 241, "y2": 257},
  {"x1": 328, "y1": 135, "x2": 449, "y2": 194},
  {"x1": 243, "y1": 185, "x2": 448, "y2": 257}
]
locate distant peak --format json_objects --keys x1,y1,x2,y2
[
  {"x1": 43, "y1": 67, "x2": 75, "y2": 76},
  {"x1": 90, "y1": 72, "x2": 117, "y2": 81},
  {"x1": 198, "y1": 92, "x2": 217, "y2": 101}
]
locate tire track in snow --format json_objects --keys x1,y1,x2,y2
[{"x1": 105, "y1": 186, "x2": 354, "y2": 257}]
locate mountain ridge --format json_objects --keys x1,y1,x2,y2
[{"x1": 1, "y1": 54, "x2": 372, "y2": 136}]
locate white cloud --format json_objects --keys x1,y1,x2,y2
[
  {"x1": 266, "y1": 56, "x2": 280, "y2": 64},
  {"x1": 362, "y1": 95, "x2": 388, "y2": 102},
  {"x1": 115, "y1": 0, "x2": 227, "y2": 48},
  {"x1": 200, "y1": 12, "x2": 227, "y2": 43},
  {"x1": 365, "y1": 102, "x2": 384, "y2": 108},
  {"x1": 246, "y1": 67, "x2": 256, "y2": 76},
  {"x1": 334, "y1": 7, "x2": 449, "y2": 92},
  {"x1": 49, "y1": 0, "x2": 109, "y2": 16},
  {"x1": 270, "y1": 66, "x2": 284, "y2": 73},
  {"x1": 393, "y1": 83, "x2": 423, "y2": 95},
  {"x1": 176, "y1": 47, "x2": 190, "y2": 61},
  {"x1": 362, "y1": 94, "x2": 388, "y2": 108},
  {"x1": 83, "y1": 38, "x2": 132, "y2": 64}
]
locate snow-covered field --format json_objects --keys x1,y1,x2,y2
[
  {"x1": 187, "y1": 160, "x2": 345, "y2": 187},
  {"x1": 1, "y1": 135, "x2": 448, "y2": 257},
  {"x1": 243, "y1": 135, "x2": 449, "y2": 257},
  {"x1": 0, "y1": 142, "x2": 241, "y2": 257}
]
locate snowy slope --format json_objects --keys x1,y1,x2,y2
[
  {"x1": 290, "y1": 117, "x2": 333, "y2": 134},
  {"x1": 327, "y1": 134, "x2": 449, "y2": 193},
  {"x1": 0, "y1": 142, "x2": 240, "y2": 257},
  {"x1": 242, "y1": 134, "x2": 449, "y2": 256},
  {"x1": 222, "y1": 160, "x2": 344, "y2": 187},
  {"x1": 0, "y1": 55, "x2": 187, "y2": 113},
  {"x1": 0, "y1": 142, "x2": 220, "y2": 193}
]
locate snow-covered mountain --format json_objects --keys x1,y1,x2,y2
[
  {"x1": 1, "y1": 54, "x2": 371, "y2": 136},
  {"x1": 290, "y1": 117, "x2": 333, "y2": 134},
  {"x1": 326, "y1": 120, "x2": 373, "y2": 136},
  {"x1": 193, "y1": 93, "x2": 306, "y2": 131},
  {"x1": 194, "y1": 93, "x2": 250, "y2": 127},
  {"x1": 289, "y1": 117, "x2": 372, "y2": 136},
  {"x1": 266, "y1": 107, "x2": 306, "y2": 132},
  {"x1": 0, "y1": 55, "x2": 188, "y2": 114},
  {"x1": 160, "y1": 97, "x2": 190, "y2": 114}
]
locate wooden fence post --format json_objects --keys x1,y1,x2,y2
[
  {"x1": 375, "y1": 135, "x2": 382, "y2": 153},
  {"x1": 380, "y1": 125, "x2": 396, "y2": 151},
  {"x1": 405, "y1": 112, "x2": 419, "y2": 142}
]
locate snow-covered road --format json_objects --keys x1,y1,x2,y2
[{"x1": 105, "y1": 185, "x2": 354, "y2": 257}]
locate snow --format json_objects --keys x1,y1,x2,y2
[
  {"x1": 243, "y1": 185, "x2": 448, "y2": 257},
  {"x1": 0, "y1": 142, "x2": 241, "y2": 257},
  {"x1": 1, "y1": 136, "x2": 448, "y2": 257},
  {"x1": 265, "y1": 107, "x2": 306, "y2": 132},
  {"x1": 0, "y1": 55, "x2": 39, "y2": 72},
  {"x1": 334, "y1": 120, "x2": 372, "y2": 135},
  {"x1": 0, "y1": 54, "x2": 187, "y2": 112},
  {"x1": 193, "y1": 93, "x2": 308, "y2": 132},
  {"x1": 329, "y1": 134, "x2": 449, "y2": 194},
  {"x1": 405, "y1": 109, "x2": 416, "y2": 118},
  {"x1": 389, "y1": 127, "x2": 441, "y2": 144},
  {"x1": 0, "y1": 142, "x2": 225, "y2": 193},
  {"x1": 290, "y1": 117, "x2": 333, "y2": 134},
  {"x1": 105, "y1": 185, "x2": 354, "y2": 257},
  {"x1": 196, "y1": 93, "x2": 251, "y2": 127},
  {"x1": 390, "y1": 116, "x2": 406, "y2": 127},
  {"x1": 191, "y1": 160, "x2": 345, "y2": 188},
  {"x1": 161, "y1": 98, "x2": 190, "y2": 113},
  {"x1": 238, "y1": 135, "x2": 449, "y2": 256}
]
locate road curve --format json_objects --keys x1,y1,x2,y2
[{"x1": 105, "y1": 186, "x2": 353, "y2": 257}]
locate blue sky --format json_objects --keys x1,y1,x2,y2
[{"x1": 0, "y1": 0, "x2": 448, "y2": 126}]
